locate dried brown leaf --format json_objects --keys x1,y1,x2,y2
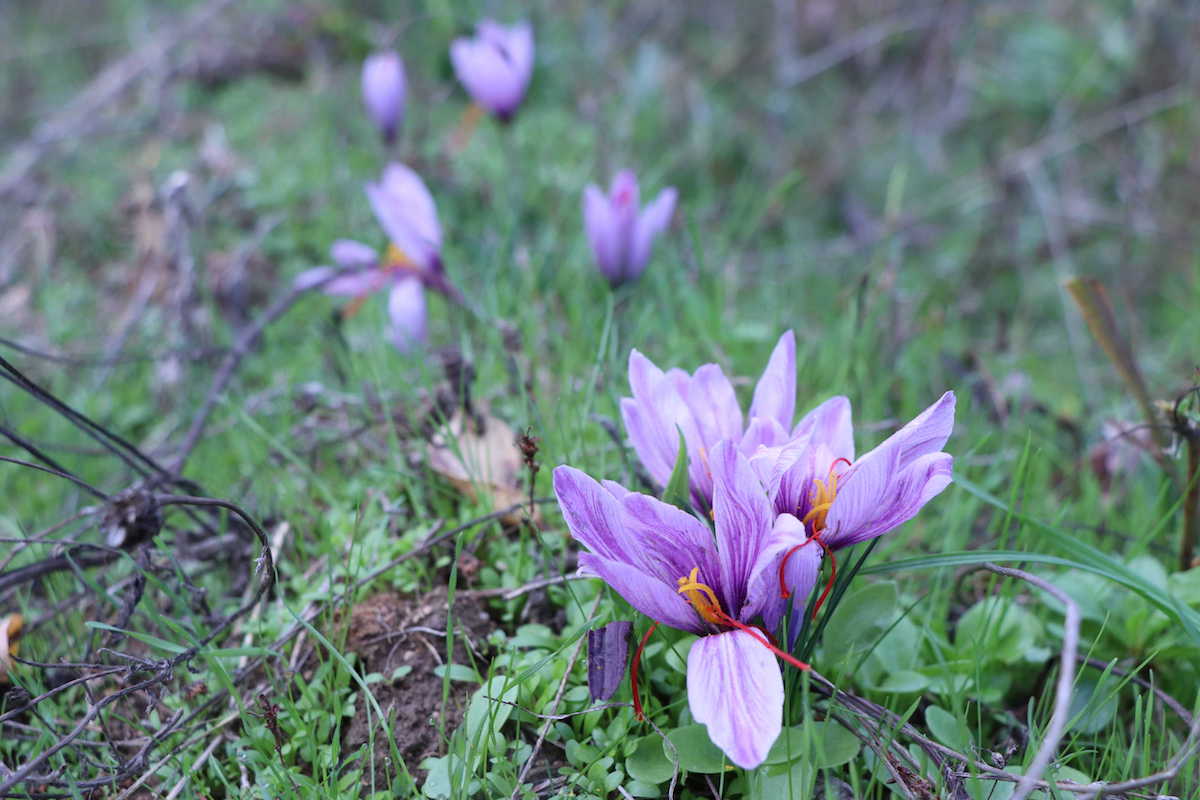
[{"x1": 428, "y1": 409, "x2": 537, "y2": 525}]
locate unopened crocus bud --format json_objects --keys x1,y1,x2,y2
[
  {"x1": 361, "y1": 51, "x2": 406, "y2": 144},
  {"x1": 450, "y1": 20, "x2": 533, "y2": 122},
  {"x1": 587, "y1": 621, "x2": 632, "y2": 701},
  {"x1": 582, "y1": 170, "x2": 677, "y2": 286}
]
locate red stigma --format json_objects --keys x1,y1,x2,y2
[
  {"x1": 715, "y1": 611, "x2": 810, "y2": 672},
  {"x1": 777, "y1": 535, "x2": 839, "y2": 620},
  {"x1": 811, "y1": 537, "x2": 837, "y2": 619},
  {"x1": 630, "y1": 622, "x2": 658, "y2": 721}
]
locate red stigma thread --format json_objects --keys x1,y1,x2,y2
[
  {"x1": 715, "y1": 611, "x2": 811, "y2": 672},
  {"x1": 630, "y1": 622, "x2": 658, "y2": 721},
  {"x1": 778, "y1": 535, "x2": 838, "y2": 619}
]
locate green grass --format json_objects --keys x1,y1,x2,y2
[{"x1": 2, "y1": 0, "x2": 1200, "y2": 798}]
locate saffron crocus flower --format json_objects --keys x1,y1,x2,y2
[
  {"x1": 554, "y1": 442, "x2": 821, "y2": 769},
  {"x1": 295, "y1": 163, "x2": 458, "y2": 351},
  {"x1": 361, "y1": 51, "x2": 406, "y2": 144},
  {"x1": 450, "y1": 20, "x2": 534, "y2": 122},
  {"x1": 621, "y1": 330, "x2": 797, "y2": 507},
  {"x1": 751, "y1": 392, "x2": 956, "y2": 552},
  {"x1": 583, "y1": 170, "x2": 677, "y2": 286}
]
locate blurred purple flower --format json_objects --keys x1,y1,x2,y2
[
  {"x1": 295, "y1": 163, "x2": 460, "y2": 351},
  {"x1": 583, "y1": 170, "x2": 677, "y2": 286},
  {"x1": 621, "y1": 331, "x2": 797, "y2": 507},
  {"x1": 361, "y1": 51, "x2": 406, "y2": 145},
  {"x1": 554, "y1": 442, "x2": 819, "y2": 769},
  {"x1": 450, "y1": 20, "x2": 534, "y2": 122},
  {"x1": 749, "y1": 392, "x2": 956, "y2": 551}
]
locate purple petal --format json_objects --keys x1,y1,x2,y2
[
  {"x1": 365, "y1": 163, "x2": 441, "y2": 271},
  {"x1": 608, "y1": 170, "x2": 641, "y2": 282},
  {"x1": 294, "y1": 266, "x2": 336, "y2": 291},
  {"x1": 588, "y1": 621, "x2": 632, "y2": 701},
  {"x1": 387, "y1": 277, "x2": 426, "y2": 351},
  {"x1": 819, "y1": 443, "x2": 901, "y2": 549},
  {"x1": 743, "y1": 513, "x2": 820, "y2": 635},
  {"x1": 823, "y1": 452, "x2": 953, "y2": 548},
  {"x1": 870, "y1": 391, "x2": 956, "y2": 471},
  {"x1": 792, "y1": 395, "x2": 854, "y2": 463},
  {"x1": 295, "y1": 265, "x2": 390, "y2": 297},
  {"x1": 450, "y1": 20, "x2": 533, "y2": 119},
  {"x1": 623, "y1": 350, "x2": 706, "y2": 492},
  {"x1": 583, "y1": 184, "x2": 620, "y2": 282},
  {"x1": 628, "y1": 186, "x2": 676, "y2": 279},
  {"x1": 620, "y1": 398, "x2": 675, "y2": 487},
  {"x1": 749, "y1": 331, "x2": 796, "y2": 431},
  {"x1": 579, "y1": 552, "x2": 703, "y2": 634},
  {"x1": 687, "y1": 630, "x2": 784, "y2": 769},
  {"x1": 739, "y1": 417, "x2": 790, "y2": 458},
  {"x1": 620, "y1": 491, "x2": 721, "y2": 584},
  {"x1": 555, "y1": 465, "x2": 715, "y2": 586},
  {"x1": 684, "y1": 364, "x2": 743, "y2": 455},
  {"x1": 710, "y1": 441, "x2": 775, "y2": 614},
  {"x1": 554, "y1": 465, "x2": 644, "y2": 565},
  {"x1": 361, "y1": 51, "x2": 406, "y2": 143},
  {"x1": 330, "y1": 239, "x2": 379, "y2": 268}
]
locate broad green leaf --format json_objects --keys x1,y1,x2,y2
[
  {"x1": 924, "y1": 705, "x2": 971, "y2": 751},
  {"x1": 956, "y1": 596, "x2": 1044, "y2": 665},
  {"x1": 1067, "y1": 675, "x2": 1119, "y2": 734},
  {"x1": 464, "y1": 676, "x2": 519, "y2": 751},
  {"x1": 765, "y1": 721, "x2": 860, "y2": 768},
  {"x1": 750, "y1": 758, "x2": 812, "y2": 800},
  {"x1": 821, "y1": 581, "x2": 898, "y2": 656},
  {"x1": 664, "y1": 724, "x2": 728, "y2": 774},
  {"x1": 878, "y1": 474, "x2": 1200, "y2": 642},
  {"x1": 626, "y1": 735, "x2": 676, "y2": 784},
  {"x1": 874, "y1": 669, "x2": 929, "y2": 693},
  {"x1": 434, "y1": 663, "x2": 483, "y2": 683}
]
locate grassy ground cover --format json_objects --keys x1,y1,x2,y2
[{"x1": 2, "y1": 1, "x2": 1199, "y2": 798}]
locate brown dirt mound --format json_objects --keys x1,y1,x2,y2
[{"x1": 340, "y1": 589, "x2": 495, "y2": 788}]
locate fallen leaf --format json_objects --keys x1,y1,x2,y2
[{"x1": 428, "y1": 409, "x2": 537, "y2": 526}]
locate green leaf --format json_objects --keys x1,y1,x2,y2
[
  {"x1": 1067, "y1": 675, "x2": 1119, "y2": 734},
  {"x1": 664, "y1": 725, "x2": 728, "y2": 774},
  {"x1": 434, "y1": 663, "x2": 483, "y2": 682},
  {"x1": 765, "y1": 722, "x2": 860, "y2": 768},
  {"x1": 84, "y1": 622, "x2": 185, "y2": 654},
  {"x1": 924, "y1": 705, "x2": 971, "y2": 751},
  {"x1": 954, "y1": 596, "x2": 1042, "y2": 665},
  {"x1": 661, "y1": 427, "x2": 691, "y2": 510},
  {"x1": 820, "y1": 581, "x2": 898, "y2": 657},
  {"x1": 950, "y1": 477, "x2": 1200, "y2": 644},
  {"x1": 627, "y1": 735, "x2": 676, "y2": 784},
  {"x1": 874, "y1": 669, "x2": 929, "y2": 694},
  {"x1": 464, "y1": 676, "x2": 519, "y2": 746}
]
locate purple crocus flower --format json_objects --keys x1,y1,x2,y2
[
  {"x1": 750, "y1": 392, "x2": 956, "y2": 551},
  {"x1": 450, "y1": 20, "x2": 534, "y2": 122},
  {"x1": 361, "y1": 51, "x2": 406, "y2": 145},
  {"x1": 554, "y1": 442, "x2": 821, "y2": 769},
  {"x1": 621, "y1": 330, "x2": 797, "y2": 507},
  {"x1": 295, "y1": 163, "x2": 459, "y2": 351},
  {"x1": 583, "y1": 170, "x2": 677, "y2": 286}
]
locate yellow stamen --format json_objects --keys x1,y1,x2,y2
[
  {"x1": 384, "y1": 243, "x2": 416, "y2": 272},
  {"x1": 801, "y1": 469, "x2": 842, "y2": 534},
  {"x1": 676, "y1": 567, "x2": 727, "y2": 626}
]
